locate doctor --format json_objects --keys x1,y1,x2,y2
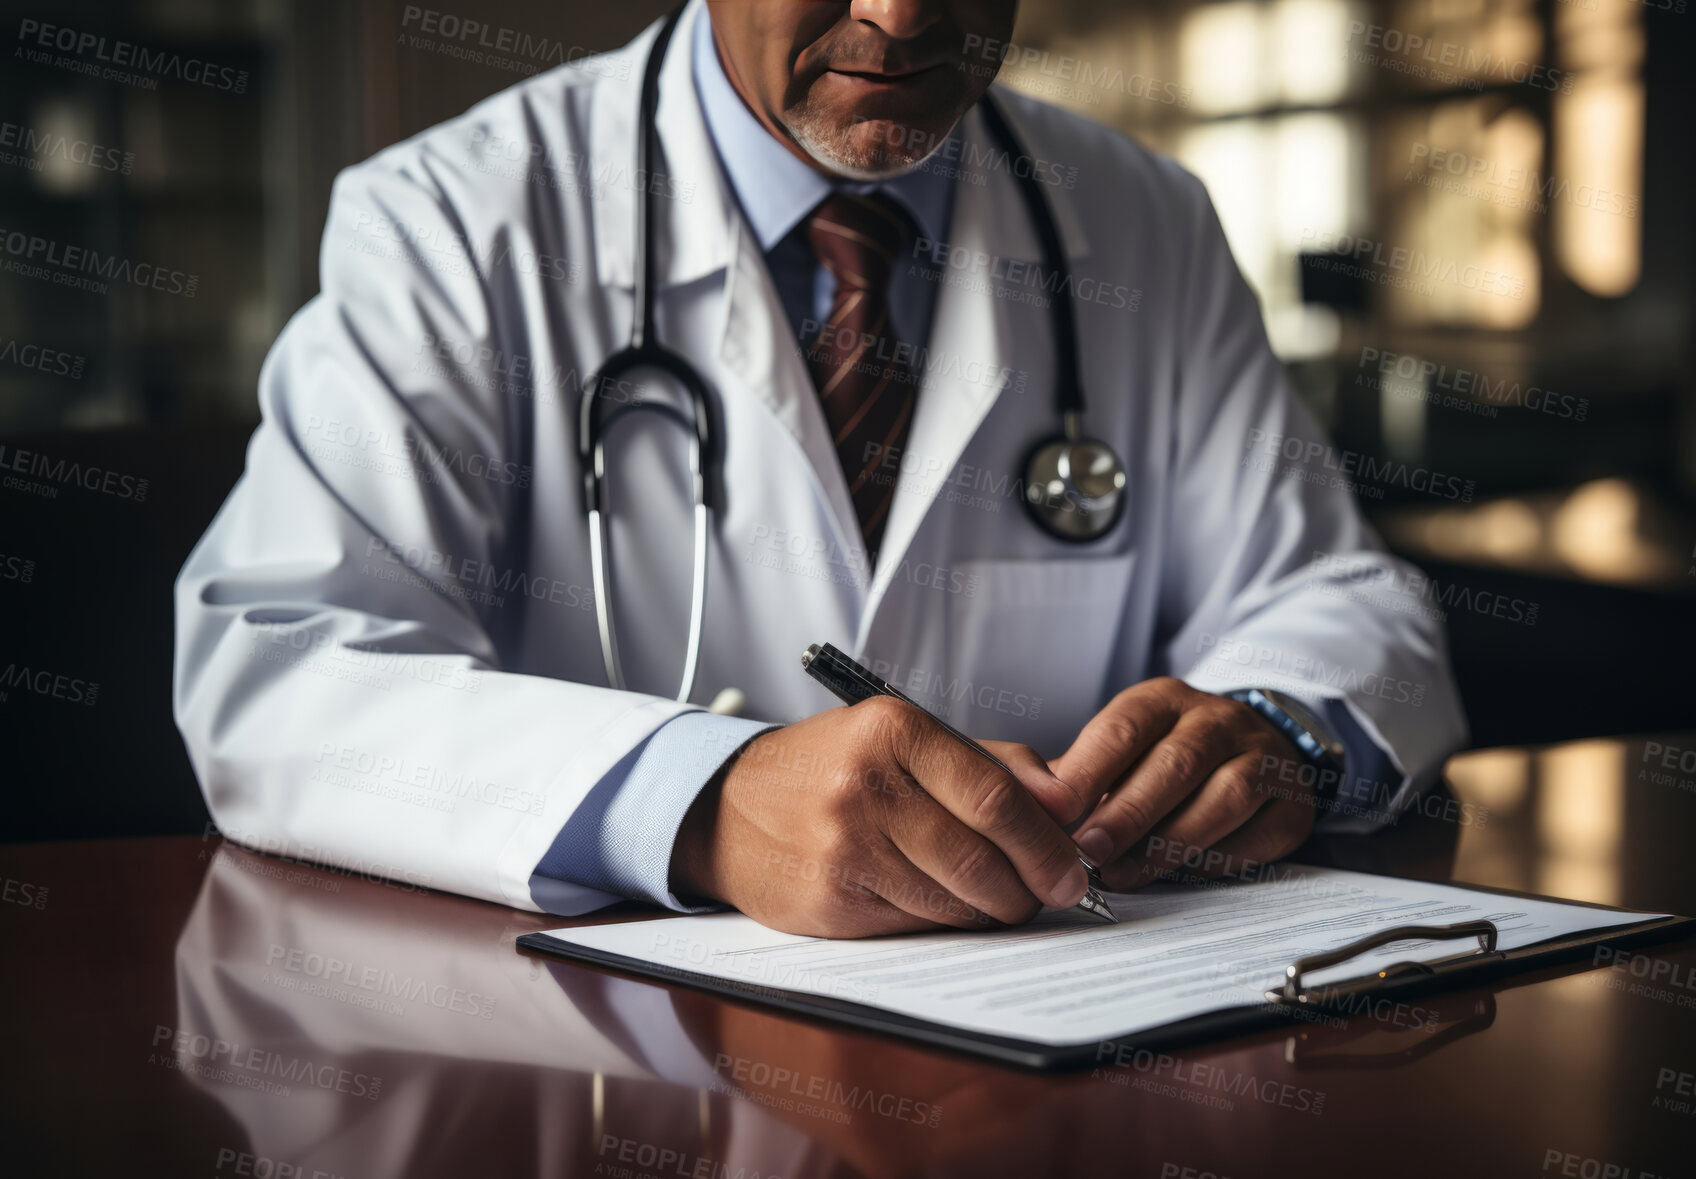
[{"x1": 174, "y1": 0, "x2": 1465, "y2": 937}]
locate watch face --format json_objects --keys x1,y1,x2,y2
[{"x1": 1254, "y1": 690, "x2": 1347, "y2": 762}]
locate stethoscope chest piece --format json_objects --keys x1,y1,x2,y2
[{"x1": 1020, "y1": 413, "x2": 1128, "y2": 541}]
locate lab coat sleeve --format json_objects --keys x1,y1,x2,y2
[
  {"x1": 173, "y1": 154, "x2": 705, "y2": 911},
  {"x1": 1149, "y1": 167, "x2": 1467, "y2": 832}
]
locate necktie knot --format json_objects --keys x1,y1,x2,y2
[{"x1": 806, "y1": 191, "x2": 914, "y2": 291}]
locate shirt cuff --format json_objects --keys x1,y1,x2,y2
[
  {"x1": 532, "y1": 711, "x2": 778, "y2": 912},
  {"x1": 1311, "y1": 695, "x2": 1410, "y2": 832},
  {"x1": 1227, "y1": 687, "x2": 1410, "y2": 832}
]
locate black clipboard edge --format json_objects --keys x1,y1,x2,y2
[{"x1": 517, "y1": 909, "x2": 1695, "y2": 1074}]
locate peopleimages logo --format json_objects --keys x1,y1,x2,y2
[
  {"x1": 597, "y1": 1135, "x2": 786, "y2": 1179},
  {"x1": 1540, "y1": 1148, "x2": 1680, "y2": 1179},
  {"x1": 712, "y1": 1052, "x2": 943, "y2": 1127},
  {"x1": 1307, "y1": 548, "x2": 1540, "y2": 628},
  {"x1": 0, "y1": 119, "x2": 133, "y2": 175},
  {"x1": 0, "y1": 444, "x2": 148, "y2": 501},
  {"x1": 15, "y1": 19, "x2": 249, "y2": 92},
  {"x1": 1407, "y1": 144, "x2": 1638, "y2": 219},
  {"x1": 265, "y1": 943, "x2": 497, "y2": 1019},
  {"x1": 1358, "y1": 347, "x2": 1589, "y2": 423},
  {"x1": 301, "y1": 415, "x2": 532, "y2": 489},
  {"x1": 1343, "y1": 21, "x2": 1572, "y2": 94},
  {"x1": 1245, "y1": 428, "x2": 1476, "y2": 503},
  {"x1": 863, "y1": 657, "x2": 1042, "y2": 721},
  {"x1": 150, "y1": 1025, "x2": 382, "y2": 1100},
  {"x1": 910, "y1": 237, "x2": 1142, "y2": 312},
  {"x1": 0, "y1": 663, "x2": 98, "y2": 706},
  {"x1": 0, "y1": 553, "x2": 35, "y2": 583},
  {"x1": 1299, "y1": 228, "x2": 1526, "y2": 299},
  {"x1": 1092, "y1": 1042, "x2": 1326, "y2": 1115},
  {"x1": 960, "y1": 34, "x2": 1192, "y2": 108},
  {"x1": 0, "y1": 226, "x2": 198, "y2": 297},
  {"x1": 1196, "y1": 633, "x2": 1426, "y2": 707},
  {"x1": 399, "y1": 5, "x2": 630, "y2": 79},
  {"x1": 0, "y1": 335, "x2": 84, "y2": 379}
]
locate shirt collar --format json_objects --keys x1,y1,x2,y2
[{"x1": 691, "y1": 7, "x2": 954, "y2": 253}]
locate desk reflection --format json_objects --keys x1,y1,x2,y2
[{"x1": 173, "y1": 845, "x2": 1499, "y2": 1179}]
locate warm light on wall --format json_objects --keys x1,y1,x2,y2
[
  {"x1": 1269, "y1": 0, "x2": 1352, "y2": 104},
  {"x1": 1180, "y1": 2, "x2": 1265, "y2": 114},
  {"x1": 1177, "y1": 119, "x2": 1273, "y2": 296},
  {"x1": 1380, "y1": 479, "x2": 1685, "y2": 586},
  {"x1": 1549, "y1": 478, "x2": 1663, "y2": 583},
  {"x1": 1446, "y1": 748, "x2": 1532, "y2": 814},
  {"x1": 1553, "y1": 76, "x2": 1643, "y2": 297},
  {"x1": 1552, "y1": 0, "x2": 1644, "y2": 297},
  {"x1": 31, "y1": 97, "x2": 102, "y2": 196},
  {"x1": 1390, "y1": 94, "x2": 1542, "y2": 329},
  {"x1": 1410, "y1": 497, "x2": 1544, "y2": 563},
  {"x1": 1535, "y1": 739, "x2": 1623, "y2": 904}
]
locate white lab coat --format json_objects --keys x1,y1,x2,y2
[{"x1": 173, "y1": 0, "x2": 1465, "y2": 915}]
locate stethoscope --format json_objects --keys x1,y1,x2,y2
[{"x1": 580, "y1": 4, "x2": 1128, "y2": 704}]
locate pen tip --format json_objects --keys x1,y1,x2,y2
[{"x1": 1083, "y1": 889, "x2": 1116, "y2": 923}]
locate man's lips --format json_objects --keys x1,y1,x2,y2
[{"x1": 826, "y1": 61, "x2": 948, "y2": 85}]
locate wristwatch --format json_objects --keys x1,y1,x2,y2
[{"x1": 1224, "y1": 688, "x2": 1346, "y2": 803}]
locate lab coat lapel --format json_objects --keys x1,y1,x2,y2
[
  {"x1": 716, "y1": 216, "x2": 868, "y2": 581},
  {"x1": 589, "y1": 0, "x2": 732, "y2": 291}
]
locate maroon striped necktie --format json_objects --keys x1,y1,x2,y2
[{"x1": 803, "y1": 191, "x2": 919, "y2": 562}]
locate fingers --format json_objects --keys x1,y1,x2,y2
[
  {"x1": 1070, "y1": 709, "x2": 1240, "y2": 868},
  {"x1": 869, "y1": 698, "x2": 1088, "y2": 910},
  {"x1": 981, "y1": 739, "x2": 1092, "y2": 827},
  {"x1": 1136, "y1": 798, "x2": 1317, "y2": 888},
  {"x1": 865, "y1": 832, "x2": 1011, "y2": 930},
  {"x1": 744, "y1": 850, "x2": 950, "y2": 938},
  {"x1": 881, "y1": 797, "x2": 1039, "y2": 927},
  {"x1": 800, "y1": 891, "x2": 952, "y2": 938},
  {"x1": 1096, "y1": 751, "x2": 1271, "y2": 890},
  {"x1": 1048, "y1": 680, "x2": 1185, "y2": 822}
]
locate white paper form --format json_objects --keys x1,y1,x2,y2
[{"x1": 543, "y1": 867, "x2": 1666, "y2": 1048}]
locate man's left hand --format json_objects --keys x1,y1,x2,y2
[{"x1": 1038, "y1": 677, "x2": 1320, "y2": 891}]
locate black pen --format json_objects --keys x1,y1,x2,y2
[{"x1": 801, "y1": 642, "x2": 1116, "y2": 924}]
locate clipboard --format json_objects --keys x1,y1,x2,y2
[{"x1": 517, "y1": 878, "x2": 1694, "y2": 1072}]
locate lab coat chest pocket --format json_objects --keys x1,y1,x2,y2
[{"x1": 945, "y1": 553, "x2": 1138, "y2": 755}]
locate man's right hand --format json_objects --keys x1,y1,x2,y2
[{"x1": 669, "y1": 698, "x2": 1092, "y2": 938}]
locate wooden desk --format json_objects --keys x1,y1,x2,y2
[{"x1": 3, "y1": 734, "x2": 1694, "y2": 1178}]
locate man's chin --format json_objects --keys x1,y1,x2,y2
[{"x1": 787, "y1": 112, "x2": 957, "y2": 181}]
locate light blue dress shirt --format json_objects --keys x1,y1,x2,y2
[{"x1": 531, "y1": 13, "x2": 1403, "y2": 911}]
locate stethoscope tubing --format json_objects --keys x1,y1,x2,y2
[{"x1": 582, "y1": 2, "x2": 1123, "y2": 703}]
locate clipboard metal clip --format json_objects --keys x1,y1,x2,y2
[{"x1": 1266, "y1": 919, "x2": 1500, "y2": 1005}]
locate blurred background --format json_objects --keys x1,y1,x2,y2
[{"x1": 1, "y1": 0, "x2": 1692, "y2": 842}]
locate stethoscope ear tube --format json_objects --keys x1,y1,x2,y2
[
  {"x1": 587, "y1": 503, "x2": 623, "y2": 692},
  {"x1": 579, "y1": 4, "x2": 702, "y2": 703},
  {"x1": 979, "y1": 95, "x2": 1127, "y2": 544},
  {"x1": 582, "y1": 371, "x2": 711, "y2": 702},
  {"x1": 976, "y1": 94, "x2": 1084, "y2": 421}
]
